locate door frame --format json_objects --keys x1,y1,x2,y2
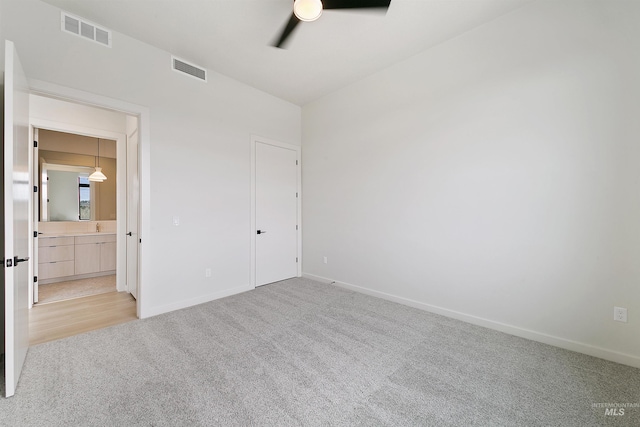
[
  {"x1": 250, "y1": 135, "x2": 301, "y2": 289},
  {"x1": 28, "y1": 79, "x2": 150, "y2": 318},
  {"x1": 30, "y1": 118, "x2": 127, "y2": 291},
  {"x1": 125, "y1": 120, "x2": 140, "y2": 299},
  {"x1": 31, "y1": 128, "x2": 39, "y2": 305}
]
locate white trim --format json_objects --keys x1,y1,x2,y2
[
  {"x1": 42, "y1": 163, "x2": 94, "y2": 174},
  {"x1": 250, "y1": 135, "x2": 302, "y2": 289},
  {"x1": 28, "y1": 126, "x2": 34, "y2": 309},
  {"x1": 144, "y1": 284, "x2": 253, "y2": 318},
  {"x1": 125, "y1": 125, "x2": 140, "y2": 299},
  {"x1": 28, "y1": 79, "x2": 151, "y2": 319},
  {"x1": 302, "y1": 273, "x2": 640, "y2": 369},
  {"x1": 30, "y1": 128, "x2": 39, "y2": 307}
]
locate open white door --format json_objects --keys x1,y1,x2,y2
[
  {"x1": 3, "y1": 40, "x2": 31, "y2": 398},
  {"x1": 32, "y1": 128, "x2": 38, "y2": 304},
  {"x1": 254, "y1": 140, "x2": 299, "y2": 286},
  {"x1": 126, "y1": 127, "x2": 139, "y2": 299}
]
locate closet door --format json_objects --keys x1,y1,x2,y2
[{"x1": 254, "y1": 141, "x2": 299, "y2": 286}]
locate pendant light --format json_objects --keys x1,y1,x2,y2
[{"x1": 89, "y1": 138, "x2": 107, "y2": 182}]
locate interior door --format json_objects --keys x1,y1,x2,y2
[
  {"x1": 32, "y1": 128, "x2": 38, "y2": 304},
  {"x1": 255, "y1": 142, "x2": 298, "y2": 286},
  {"x1": 126, "y1": 128, "x2": 139, "y2": 299},
  {"x1": 3, "y1": 40, "x2": 31, "y2": 398}
]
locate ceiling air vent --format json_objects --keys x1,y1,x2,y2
[
  {"x1": 61, "y1": 12, "x2": 112, "y2": 48},
  {"x1": 172, "y1": 56, "x2": 207, "y2": 82}
]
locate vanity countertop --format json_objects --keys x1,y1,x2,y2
[{"x1": 39, "y1": 231, "x2": 117, "y2": 238}]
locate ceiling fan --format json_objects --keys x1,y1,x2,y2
[{"x1": 273, "y1": 0, "x2": 392, "y2": 48}]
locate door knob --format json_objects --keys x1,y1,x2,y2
[
  {"x1": 127, "y1": 232, "x2": 132, "y2": 236},
  {"x1": 257, "y1": 230, "x2": 267, "y2": 235},
  {"x1": 13, "y1": 256, "x2": 29, "y2": 266}
]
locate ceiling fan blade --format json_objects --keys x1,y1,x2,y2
[
  {"x1": 323, "y1": 0, "x2": 391, "y2": 10},
  {"x1": 273, "y1": 13, "x2": 301, "y2": 48}
]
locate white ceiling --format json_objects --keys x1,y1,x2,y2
[{"x1": 40, "y1": 0, "x2": 531, "y2": 105}]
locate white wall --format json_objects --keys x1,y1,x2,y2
[
  {"x1": 1, "y1": 0, "x2": 301, "y2": 316},
  {"x1": 31, "y1": 95, "x2": 127, "y2": 135},
  {"x1": 302, "y1": 0, "x2": 640, "y2": 366}
]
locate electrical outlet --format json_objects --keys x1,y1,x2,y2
[
  {"x1": 614, "y1": 306, "x2": 627, "y2": 323},
  {"x1": 205, "y1": 268, "x2": 212, "y2": 278},
  {"x1": 323, "y1": 256, "x2": 328, "y2": 264}
]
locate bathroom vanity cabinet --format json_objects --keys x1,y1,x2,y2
[{"x1": 38, "y1": 233, "x2": 116, "y2": 284}]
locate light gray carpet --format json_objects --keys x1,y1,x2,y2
[
  {"x1": 1, "y1": 277, "x2": 639, "y2": 426},
  {"x1": 38, "y1": 275, "x2": 117, "y2": 304}
]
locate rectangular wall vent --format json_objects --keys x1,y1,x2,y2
[
  {"x1": 172, "y1": 56, "x2": 207, "y2": 82},
  {"x1": 61, "y1": 12, "x2": 112, "y2": 48}
]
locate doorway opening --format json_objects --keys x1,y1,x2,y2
[
  {"x1": 28, "y1": 94, "x2": 140, "y2": 344},
  {"x1": 35, "y1": 129, "x2": 118, "y2": 304},
  {"x1": 4, "y1": 40, "x2": 149, "y2": 396}
]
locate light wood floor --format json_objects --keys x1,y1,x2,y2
[
  {"x1": 38, "y1": 275, "x2": 117, "y2": 304},
  {"x1": 30, "y1": 291, "x2": 137, "y2": 346}
]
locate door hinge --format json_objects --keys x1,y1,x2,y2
[
  {"x1": 6, "y1": 258, "x2": 13, "y2": 267},
  {"x1": 296, "y1": 225, "x2": 298, "y2": 230},
  {"x1": 296, "y1": 257, "x2": 298, "y2": 263},
  {"x1": 34, "y1": 185, "x2": 38, "y2": 193},
  {"x1": 296, "y1": 160, "x2": 298, "y2": 165},
  {"x1": 34, "y1": 276, "x2": 38, "y2": 283},
  {"x1": 33, "y1": 141, "x2": 38, "y2": 148},
  {"x1": 296, "y1": 192, "x2": 298, "y2": 198}
]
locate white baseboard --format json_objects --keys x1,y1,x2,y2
[
  {"x1": 302, "y1": 273, "x2": 640, "y2": 369},
  {"x1": 142, "y1": 284, "x2": 253, "y2": 319}
]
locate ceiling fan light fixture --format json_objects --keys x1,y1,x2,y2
[{"x1": 294, "y1": 0, "x2": 323, "y2": 22}]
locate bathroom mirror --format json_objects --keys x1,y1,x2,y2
[
  {"x1": 38, "y1": 129, "x2": 117, "y2": 222},
  {"x1": 41, "y1": 163, "x2": 95, "y2": 221}
]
